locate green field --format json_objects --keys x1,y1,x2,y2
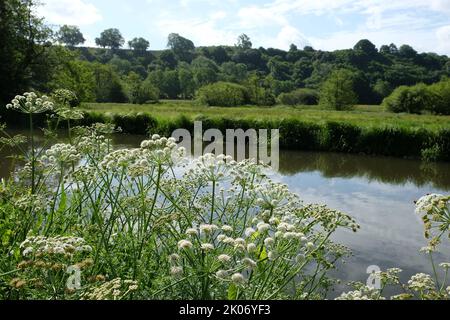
[{"x1": 81, "y1": 100, "x2": 450, "y2": 131}]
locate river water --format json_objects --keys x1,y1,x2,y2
[{"x1": 1, "y1": 132, "x2": 450, "y2": 297}]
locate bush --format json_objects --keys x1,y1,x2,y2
[
  {"x1": 319, "y1": 69, "x2": 357, "y2": 111},
  {"x1": 278, "y1": 88, "x2": 319, "y2": 106},
  {"x1": 383, "y1": 83, "x2": 437, "y2": 114},
  {"x1": 197, "y1": 82, "x2": 248, "y2": 107},
  {"x1": 428, "y1": 78, "x2": 450, "y2": 115},
  {"x1": 134, "y1": 80, "x2": 159, "y2": 104}
]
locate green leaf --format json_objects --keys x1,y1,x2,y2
[
  {"x1": 1, "y1": 229, "x2": 12, "y2": 246},
  {"x1": 57, "y1": 189, "x2": 67, "y2": 214},
  {"x1": 258, "y1": 245, "x2": 267, "y2": 260},
  {"x1": 227, "y1": 283, "x2": 238, "y2": 300},
  {"x1": 251, "y1": 231, "x2": 260, "y2": 241}
]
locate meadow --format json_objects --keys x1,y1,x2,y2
[{"x1": 81, "y1": 101, "x2": 450, "y2": 131}]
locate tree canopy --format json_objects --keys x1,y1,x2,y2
[
  {"x1": 95, "y1": 28, "x2": 125, "y2": 50},
  {"x1": 57, "y1": 25, "x2": 85, "y2": 47}
]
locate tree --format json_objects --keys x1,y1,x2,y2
[
  {"x1": 57, "y1": 25, "x2": 85, "y2": 48},
  {"x1": 353, "y1": 39, "x2": 377, "y2": 56},
  {"x1": 0, "y1": 0, "x2": 53, "y2": 105},
  {"x1": 220, "y1": 62, "x2": 247, "y2": 83},
  {"x1": 197, "y1": 82, "x2": 249, "y2": 106},
  {"x1": 90, "y1": 63, "x2": 127, "y2": 102},
  {"x1": 192, "y1": 56, "x2": 218, "y2": 87},
  {"x1": 49, "y1": 50, "x2": 95, "y2": 102},
  {"x1": 399, "y1": 45, "x2": 417, "y2": 59},
  {"x1": 158, "y1": 50, "x2": 178, "y2": 69},
  {"x1": 236, "y1": 34, "x2": 252, "y2": 50},
  {"x1": 319, "y1": 69, "x2": 357, "y2": 110},
  {"x1": 124, "y1": 72, "x2": 158, "y2": 104},
  {"x1": 95, "y1": 28, "x2": 125, "y2": 50},
  {"x1": 383, "y1": 83, "x2": 436, "y2": 114},
  {"x1": 167, "y1": 33, "x2": 195, "y2": 62},
  {"x1": 178, "y1": 64, "x2": 195, "y2": 99},
  {"x1": 128, "y1": 37, "x2": 149, "y2": 53}
]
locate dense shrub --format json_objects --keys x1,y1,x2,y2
[
  {"x1": 133, "y1": 80, "x2": 159, "y2": 104},
  {"x1": 197, "y1": 82, "x2": 248, "y2": 107},
  {"x1": 278, "y1": 88, "x2": 319, "y2": 106},
  {"x1": 319, "y1": 69, "x2": 357, "y2": 111},
  {"x1": 382, "y1": 83, "x2": 437, "y2": 114},
  {"x1": 247, "y1": 87, "x2": 276, "y2": 106},
  {"x1": 428, "y1": 78, "x2": 450, "y2": 115},
  {"x1": 111, "y1": 112, "x2": 157, "y2": 134}
]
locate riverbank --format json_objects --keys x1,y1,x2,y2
[{"x1": 2, "y1": 101, "x2": 450, "y2": 161}]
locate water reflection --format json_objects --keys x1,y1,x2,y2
[{"x1": 280, "y1": 150, "x2": 450, "y2": 190}]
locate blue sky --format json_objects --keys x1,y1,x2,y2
[{"x1": 37, "y1": 0, "x2": 450, "y2": 55}]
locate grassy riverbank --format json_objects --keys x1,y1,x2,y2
[
  {"x1": 81, "y1": 101, "x2": 450, "y2": 131},
  {"x1": 2, "y1": 100, "x2": 450, "y2": 161}
]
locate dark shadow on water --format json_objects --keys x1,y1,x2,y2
[{"x1": 279, "y1": 150, "x2": 450, "y2": 191}]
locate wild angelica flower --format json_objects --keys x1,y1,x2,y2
[
  {"x1": 81, "y1": 278, "x2": 138, "y2": 300},
  {"x1": 222, "y1": 237, "x2": 235, "y2": 245},
  {"x1": 201, "y1": 243, "x2": 214, "y2": 251},
  {"x1": 408, "y1": 273, "x2": 435, "y2": 291},
  {"x1": 264, "y1": 237, "x2": 274, "y2": 247},
  {"x1": 6, "y1": 92, "x2": 54, "y2": 114},
  {"x1": 45, "y1": 143, "x2": 81, "y2": 164},
  {"x1": 244, "y1": 227, "x2": 256, "y2": 237},
  {"x1": 221, "y1": 225, "x2": 233, "y2": 233},
  {"x1": 335, "y1": 286, "x2": 383, "y2": 300},
  {"x1": 439, "y1": 262, "x2": 450, "y2": 269},
  {"x1": 269, "y1": 217, "x2": 279, "y2": 225},
  {"x1": 231, "y1": 273, "x2": 246, "y2": 285},
  {"x1": 199, "y1": 224, "x2": 218, "y2": 235},
  {"x1": 16, "y1": 194, "x2": 48, "y2": 212},
  {"x1": 20, "y1": 236, "x2": 92, "y2": 257},
  {"x1": 52, "y1": 89, "x2": 78, "y2": 108},
  {"x1": 257, "y1": 222, "x2": 270, "y2": 233},
  {"x1": 177, "y1": 240, "x2": 193, "y2": 250},
  {"x1": 268, "y1": 251, "x2": 278, "y2": 261},
  {"x1": 186, "y1": 228, "x2": 198, "y2": 236},
  {"x1": 218, "y1": 254, "x2": 232, "y2": 263},
  {"x1": 242, "y1": 258, "x2": 257, "y2": 269},
  {"x1": 420, "y1": 246, "x2": 436, "y2": 254},
  {"x1": 247, "y1": 243, "x2": 257, "y2": 253},
  {"x1": 216, "y1": 270, "x2": 228, "y2": 279},
  {"x1": 56, "y1": 108, "x2": 84, "y2": 120},
  {"x1": 415, "y1": 194, "x2": 447, "y2": 214},
  {"x1": 170, "y1": 266, "x2": 183, "y2": 277}
]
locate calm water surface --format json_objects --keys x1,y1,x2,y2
[{"x1": 1, "y1": 132, "x2": 450, "y2": 297}]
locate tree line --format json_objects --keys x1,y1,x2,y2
[{"x1": 1, "y1": 0, "x2": 450, "y2": 111}]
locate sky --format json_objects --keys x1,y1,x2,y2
[{"x1": 36, "y1": 0, "x2": 450, "y2": 55}]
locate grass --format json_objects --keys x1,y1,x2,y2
[{"x1": 81, "y1": 100, "x2": 450, "y2": 132}]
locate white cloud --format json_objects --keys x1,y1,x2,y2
[
  {"x1": 436, "y1": 25, "x2": 450, "y2": 53},
  {"x1": 37, "y1": 0, "x2": 102, "y2": 26},
  {"x1": 237, "y1": 5, "x2": 288, "y2": 29},
  {"x1": 234, "y1": 0, "x2": 450, "y2": 54},
  {"x1": 257, "y1": 25, "x2": 309, "y2": 49},
  {"x1": 155, "y1": 15, "x2": 237, "y2": 47}
]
